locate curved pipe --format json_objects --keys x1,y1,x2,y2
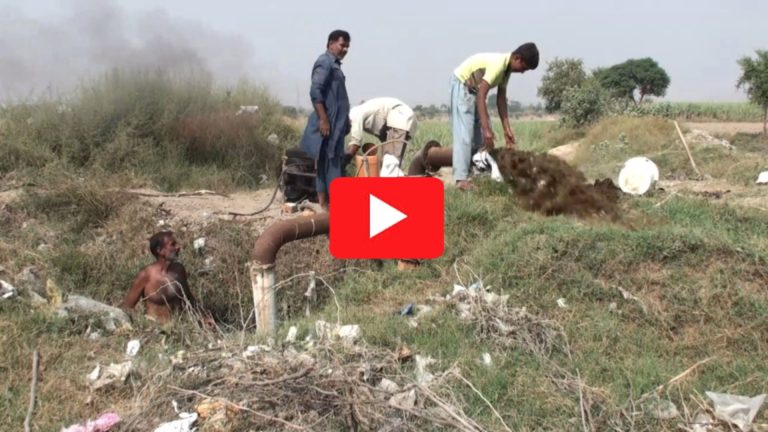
[
  {"x1": 250, "y1": 212, "x2": 330, "y2": 335},
  {"x1": 407, "y1": 140, "x2": 453, "y2": 176},
  {"x1": 251, "y1": 212, "x2": 330, "y2": 266}
]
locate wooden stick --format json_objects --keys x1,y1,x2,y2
[
  {"x1": 24, "y1": 350, "x2": 39, "y2": 432},
  {"x1": 674, "y1": 121, "x2": 703, "y2": 178}
]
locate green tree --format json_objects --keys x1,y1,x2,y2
[
  {"x1": 537, "y1": 57, "x2": 587, "y2": 113},
  {"x1": 594, "y1": 58, "x2": 670, "y2": 104},
  {"x1": 560, "y1": 79, "x2": 609, "y2": 128},
  {"x1": 737, "y1": 50, "x2": 768, "y2": 135}
]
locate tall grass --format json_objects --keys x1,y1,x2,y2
[
  {"x1": 0, "y1": 68, "x2": 298, "y2": 191},
  {"x1": 647, "y1": 101, "x2": 763, "y2": 122}
]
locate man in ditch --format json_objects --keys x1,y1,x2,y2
[{"x1": 121, "y1": 231, "x2": 213, "y2": 328}]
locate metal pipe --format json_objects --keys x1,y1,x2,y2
[
  {"x1": 250, "y1": 212, "x2": 330, "y2": 335},
  {"x1": 407, "y1": 140, "x2": 453, "y2": 176}
]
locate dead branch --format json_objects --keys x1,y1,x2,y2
[
  {"x1": 24, "y1": 350, "x2": 39, "y2": 432},
  {"x1": 121, "y1": 189, "x2": 230, "y2": 198}
]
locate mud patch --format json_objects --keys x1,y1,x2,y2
[{"x1": 492, "y1": 149, "x2": 621, "y2": 219}]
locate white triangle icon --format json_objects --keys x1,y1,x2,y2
[{"x1": 369, "y1": 194, "x2": 407, "y2": 238}]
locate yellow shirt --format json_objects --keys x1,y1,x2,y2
[{"x1": 454, "y1": 52, "x2": 512, "y2": 92}]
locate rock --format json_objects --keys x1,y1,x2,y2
[{"x1": 57, "y1": 294, "x2": 132, "y2": 332}]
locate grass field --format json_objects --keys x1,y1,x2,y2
[{"x1": 2, "y1": 71, "x2": 768, "y2": 430}]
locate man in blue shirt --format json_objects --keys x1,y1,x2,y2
[{"x1": 299, "y1": 29, "x2": 352, "y2": 210}]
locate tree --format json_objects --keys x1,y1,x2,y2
[
  {"x1": 537, "y1": 57, "x2": 587, "y2": 113},
  {"x1": 560, "y1": 79, "x2": 609, "y2": 128},
  {"x1": 737, "y1": 50, "x2": 768, "y2": 135},
  {"x1": 594, "y1": 58, "x2": 670, "y2": 104}
]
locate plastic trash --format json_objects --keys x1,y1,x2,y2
[
  {"x1": 125, "y1": 340, "x2": 141, "y2": 357},
  {"x1": 556, "y1": 298, "x2": 568, "y2": 308},
  {"x1": 0, "y1": 280, "x2": 16, "y2": 300},
  {"x1": 481, "y1": 352, "x2": 493, "y2": 367},
  {"x1": 618, "y1": 156, "x2": 659, "y2": 195},
  {"x1": 153, "y1": 412, "x2": 197, "y2": 432},
  {"x1": 472, "y1": 150, "x2": 503, "y2": 182},
  {"x1": 756, "y1": 171, "x2": 768, "y2": 184},
  {"x1": 706, "y1": 391, "x2": 766, "y2": 431},
  {"x1": 61, "y1": 412, "x2": 121, "y2": 432},
  {"x1": 285, "y1": 326, "x2": 298, "y2": 343},
  {"x1": 399, "y1": 303, "x2": 415, "y2": 316},
  {"x1": 193, "y1": 237, "x2": 206, "y2": 256},
  {"x1": 90, "y1": 361, "x2": 132, "y2": 390}
]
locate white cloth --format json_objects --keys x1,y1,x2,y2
[
  {"x1": 348, "y1": 97, "x2": 416, "y2": 147},
  {"x1": 471, "y1": 150, "x2": 503, "y2": 182},
  {"x1": 380, "y1": 154, "x2": 405, "y2": 177}
]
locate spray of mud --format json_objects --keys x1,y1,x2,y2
[{"x1": 491, "y1": 149, "x2": 621, "y2": 219}]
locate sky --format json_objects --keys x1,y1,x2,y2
[{"x1": 1, "y1": 0, "x2": 766, "y2": 107}]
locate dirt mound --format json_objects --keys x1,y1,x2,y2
[{"x1": 492, "y1": 149, "x2": 620, "y2": 219}]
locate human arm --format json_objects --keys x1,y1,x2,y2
[
  {"x1": 309, "y1": 57, "x2": 333, "y2": 137},
  {"x1": 121, "y1": 269, "x2": 147, "y2": 312},
  {"x1": 496, "y1": 84, "x2": 516, "y2": 149}
]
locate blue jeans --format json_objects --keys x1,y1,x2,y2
[{"x1": 450, "y1": 74, "x2": 482, "y2": 182}]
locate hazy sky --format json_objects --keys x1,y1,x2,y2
[{"x1": 1, "y1": 0, "x2": 766, "y2": 107}]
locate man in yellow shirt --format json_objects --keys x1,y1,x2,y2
[{"x1": 450, "y1": 43, "x2": 539, "y2": 190}]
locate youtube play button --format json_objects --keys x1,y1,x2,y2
[
  {"x1": 330, "y1": 177, "x2": 444, "y2": 259},
  {"x1": 369, "y1": 194, "x2": 407, "y2": 238}
]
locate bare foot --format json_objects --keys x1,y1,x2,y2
[{"x1": 456, "y1": 180, "x2": 475, "y2": 191}]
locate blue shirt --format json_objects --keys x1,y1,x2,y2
[{"x1": 300, "y1": 51, "x2": 351, "y2": 160}]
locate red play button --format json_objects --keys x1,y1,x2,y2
[{"x1": 329, "y1": 177, "x2": 444, "y2": 259}]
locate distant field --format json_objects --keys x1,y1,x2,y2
[{"x1": 649, "y1": 101, "x2": 764, "y2": 122}]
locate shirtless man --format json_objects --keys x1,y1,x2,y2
[{"x1": 121, "y1": 231, "x2": 212, "y2": 326}]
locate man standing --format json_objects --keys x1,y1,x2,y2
[
  {"x1": 300, "y1": 29, "x2": 352, "y2": 209},
  {"x1": 450, "y1": 43, "x2": 539, "y2": 190},
  {"x1": 345, "y1": 97, "x2": 417, "y2": 177}
]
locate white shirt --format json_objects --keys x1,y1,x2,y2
[{"x1": 348, "y1": 97, "x2": 416, "y2": 147}]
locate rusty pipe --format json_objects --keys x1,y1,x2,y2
[
  {"x1": 250, "y1": 212, "x2": 330, "y2": 335},
  {"x1": 407, "y1": 140, "x2": 453, "y2": 176},
  {"x1": 251, "y1": 212, "x2": 330, "y2": 266}
]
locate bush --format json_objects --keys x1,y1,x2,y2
[
  {"x1": 559, "y1": 79, "x2": 610, "y2": 128},
  {"x1": 0, "y1": 69, "x2": 298, "y2": 190}
]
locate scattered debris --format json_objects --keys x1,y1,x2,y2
[
  {"x1": 414, "y1": 355, "x2": 436, "y2": 384},
  {"x1": 706, "y1": 391, "x2": 766, "y2": 432},
  {"x1": 193, "y1": 237, "x2": 206, "y2": 256},
  {"x1": 60, "y1": 412, "x2": 121, "y2": 432},
  {"x1": 285, "y1": 326, "x2": 298, "y2": 343},
  {"x1": 685, "y1": 129, "x2": 734, "y2": 150},
  {"x1": 399, "y1": 303, "x2": 415, "y2": 316},
  {"x1": 153, "y1": 412, "x2": 197, "y2": 432},
  {"x1": 89, "y1": 361, "x2": 132, "y2": 390},
  {"x1": 125, "y1": 340, "x2": 141, "y2": 358},
  {"x1": 757, "y1": 171, "x2": 768, "y2": 185},
  {"x1": 481, "y1": 353, "x2": 493, "y2": 367},
  {"x1": 643, "y1": 397, "x2": 679, "y2": 420},
  {"x1": 16, "y1": 266, "x2": 46, "y2": 299},
  {"x1": 447, "y1": 280, "x2": 567, "y2": 357},
  {"x1": 1, "y1": 279, "x2": 17, "y2": 300}
]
